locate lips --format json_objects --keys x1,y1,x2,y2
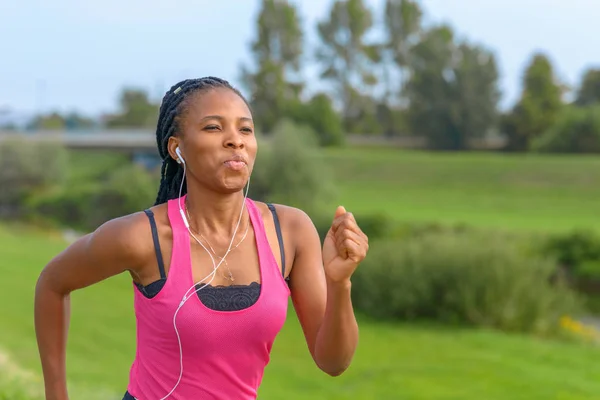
[{"x1": 224, "y1": 154, "x2": 247, "y2": 171}]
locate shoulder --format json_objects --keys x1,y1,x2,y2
[
  {"x1": 252, "y1": 201, "x2": 319, "y2": 254},
  {"x1": 252, "y1": 201, "x2": 314, "y2": 232},
  {"x1": 93, "y1": 209, "x2": 151, "y2": 244},
  {"x1": 40, "y1": 204, "x2": 168, "y2": 294},
  {"x1": 87, "y1": 203, "x2": 168, "y2": 267}
]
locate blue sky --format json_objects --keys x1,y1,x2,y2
[{"x1": 1, "y1": 0, "x2": 598, "y2": 117}]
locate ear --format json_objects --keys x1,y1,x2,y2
[{"x1": 167, "y1": 137, "x2": 182, "y2": 164}]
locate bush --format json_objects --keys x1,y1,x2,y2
[
  {"x1": 31, "y1": 164, "x2": 157, "y2": 232},
  {"x1": 0, "y1": 136, "x2": 67, "y2": 218},
  {"x1": 542, "y1": 229, "x2": 600, "y2": 289},
  {"x1": 543, "y1": 230, "x2": 600, "y2": 269},
  {"x1": 284, "y1": 93, "x2": 345, "y2": 147},
  {"x1": 352, "y1": 230, "x2": 581, "y2": 335},
  {"x1": 533, "y1": 105, "x2": 600, "y2": 153},
  {"x1": 291, "y1": 93, "x2": 345, "y2": 147},
  {"x1": 313, "y1": 212, "x2": 476, "y2": 247},
  {"x1": 249, "y1": 120, "x2": 336, "y2": 216},
  {"x1": 313, "y1": 212, "x2": 397, "y2": 244}
]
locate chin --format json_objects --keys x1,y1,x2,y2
[{"x1": 220, "y1": 178, "x2": 249, "y2": 194}]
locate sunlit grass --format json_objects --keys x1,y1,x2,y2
[
  {"x1": 1, "y1": 225, "x2": 600, "y2": 399},
  {"x1": 321, "y1": 148, "x2": 600, "y2": 232}
]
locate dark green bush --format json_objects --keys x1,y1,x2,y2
[
  {"x1": 533, "y1": 105, "x2": 600, "y2": 153},
  {"x1": 352, "y1": 230, "x2": 581, "y2": 334},
  {"x1": 31, "y1": 164, "x2": 156, "y2": 232},
  {"x1": 543, "y1": 230, "x2": 600, "y2": 269},
  {"x1": 286, "y1": 93, "x2": 345, "y2": 147},
  {"x1": 313, "y1": 212, "x2": 396, "y2": 243},
  {"x1": 313, "y1": 212, "x2": 475, "y2": 246},
  {"x1": 542, "y1": 229, "x2": 600, "y2": 291},
  {"x1": 0, "y1": 136, "x2": 67, "y2": 218}
]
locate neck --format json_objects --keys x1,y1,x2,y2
[{"x1": 183, "y1": 184, "x2": 248, "y2": 238}]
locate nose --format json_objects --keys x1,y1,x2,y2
[{"x1": 224, "y1": 129, "x2": 244, "y2": 149}]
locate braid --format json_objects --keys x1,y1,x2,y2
[{"x1": 153, "y1": 77, "x2": 248, "y2": 205}]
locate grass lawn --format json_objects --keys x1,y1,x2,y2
[
  {"x1": 1, "y1": 224, "x2": 600, "y2": 399},
  {"x1": 320, "y1": 147, "x2": 600, "y2": 233}
]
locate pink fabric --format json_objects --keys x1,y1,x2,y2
[{"x1": 126, "y1": 196, "x2": 290, "y2": 399}]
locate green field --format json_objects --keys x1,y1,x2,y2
[
  {"x1": 3, "y1": 148, "x2": 600, "y2": 398},
  {"x1": 66, "y1": 146, "x2": 600, "y2": 233},
  {"x1": 1, "y1": 223, "x2": 600, "y2": 399},
  {"x1": 321, "y1": 148, "x2": 600, "y2": 232}
]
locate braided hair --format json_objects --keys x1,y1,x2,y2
[{"x1": 154, "y1": 77, "x2": 249, "y2": 205}]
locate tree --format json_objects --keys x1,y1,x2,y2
[
  {"x1": 502, "y1": 53, "x2": 564, "y2": 151},
  {"x1": 405, "y1": 26, "x2": 500, "y2": 150},
  {"x1": 105, "y1": 88, "x2": 159, "y2": 128},
  {"x1": 0, "y1": 123, "x2": 16, "y2": 131},
  {"x1": 382, "y1": 0, "x2": 422, "y2": 104},
  {"x1": 297, "y1": 93, "x2": 345, "y2": 146},
  {"x1": 241, "y1": 0, "x2": 304, "y2": 134},
  {"x1": 28, "y1": 112, "x2": 66, "y2": 130},
  {"x1": 64, "y1": 112, "x2": 96, "y2": 130},
  {"x1": 26, "y1": 111, "x2": 96, "y2": 131},
  {"x1": 452, "y1": 43, "x2": 501, "y2": 147},
  {"x1": 378, "y1": 0, "x2": 423, "y2": 136},
  {"x1": 575, "y1": 68, "x2": 600, "y2": 107},
  {"x1": 316, "y1": 0, "x2": 379, "y2": 133}
]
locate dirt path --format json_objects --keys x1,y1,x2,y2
[{"x1": 580, "y1": 315, "x2": 600, "y2": 331}]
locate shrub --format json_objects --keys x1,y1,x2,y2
[
  {"x1": 31, "y1": 164, "x2": 156, "y2": 232},
  {"x1": 284, "y1": 93, "x2": 345, "y2": 147},
  {"x1": 352, "y1": 230, "x2": 581, "y2": 335},
  {"x1": 249, "y1": 119, "x2": 336, "y2": 216},
  {"x1": 288, "y1": 93, "x2": 345, "y2": 147},
  {"x1": 313, "y1": 213, "x2": 476, "y2": 247},
  {"x1": 533, "y1": 105, "x2": 600, "y2": 153},
  {"x1": 542, "y1": 229, "x2": 600, "y2": 292},
  {"x1": 313, "y1": 212, "x2": 396, "y2": 244},
  {"x1": 543, "y1": 230, "x2": 600, "y2": 270},
  {"x1": 0, "y1": 136, "x2": 67, "y2": 218}
]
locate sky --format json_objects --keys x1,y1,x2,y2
[{"x1": 0, "y1": 0, "x2": 599, "y2": 118}]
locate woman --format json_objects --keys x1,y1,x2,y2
[{"x1": 34, "y1": 76, "x2": 369, "y2": 400}]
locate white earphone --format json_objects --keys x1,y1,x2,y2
[
  {"x1": 147, "y1": 145, "x2": 250, "y2": 400},
  {"x1": 175, "y1": 146, "x2": 185, "y2": 165}
]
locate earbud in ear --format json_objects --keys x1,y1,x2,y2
[{"x1": 175, "y1": 147, "x2": 185, "y2": 165}]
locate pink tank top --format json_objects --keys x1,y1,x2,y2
[{"x1": 126, "y1": 196, "x2": 291, "y2": 399}]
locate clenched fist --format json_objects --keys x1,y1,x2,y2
[{"x1": 322, "y1": 206, "x2": 369, "y2": 283}]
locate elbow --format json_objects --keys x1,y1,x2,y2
[
  {"x1": 324, "y1": 367, "x2": 347, "y2": 377},
  {"x1": 35, "y1": 268, "x2": 47, "y2": 298},
  {"x1": 35, "y1": 266, "x2": 53, "y2": 296},
  {"x1": 317, "y1": 360, "x2": 351, "y2": 377},
  {"x1": 35, "y1": 265, "x2": 66, "y2": 302},
  {"x1": 312, "y1": 343, "x2": 357, "y2": 377}
]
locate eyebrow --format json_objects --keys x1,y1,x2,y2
[{"x1": 200, "y1": 115, "x2": 253, "y2": 123}]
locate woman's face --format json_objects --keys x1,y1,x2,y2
[{"x1": 168, "y1": 87, "x2": 257, "y2": 194}]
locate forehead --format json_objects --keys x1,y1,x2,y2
[{"x1": 185, "y1": 87, "x2": 252, "y2": 120}]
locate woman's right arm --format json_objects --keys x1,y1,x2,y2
[{"x1": 34, "y1": 214, "x2": 149, "y2": 400}]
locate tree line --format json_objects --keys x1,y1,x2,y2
[{"x1": 15, "y1": 0, "x2": 600, "y2": 152}]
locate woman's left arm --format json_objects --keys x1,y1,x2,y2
[{"x1": 287, "y1": 206, "x2": 369, "y2": 376}]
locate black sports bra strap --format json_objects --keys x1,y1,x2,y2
[
  {"x1": 266, "y1": 203, "x2": 285, "y2": 277},
  {"x1": 143, "y1": 209, "x2": 166, "y2": 279}
]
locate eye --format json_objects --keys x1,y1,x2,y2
[
  {"x1": 241, "y1": 127, "x2": 253, "y2": 134},
  {"x1": 205, "y1": 125, "x2": 220, "y2": 131}
]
